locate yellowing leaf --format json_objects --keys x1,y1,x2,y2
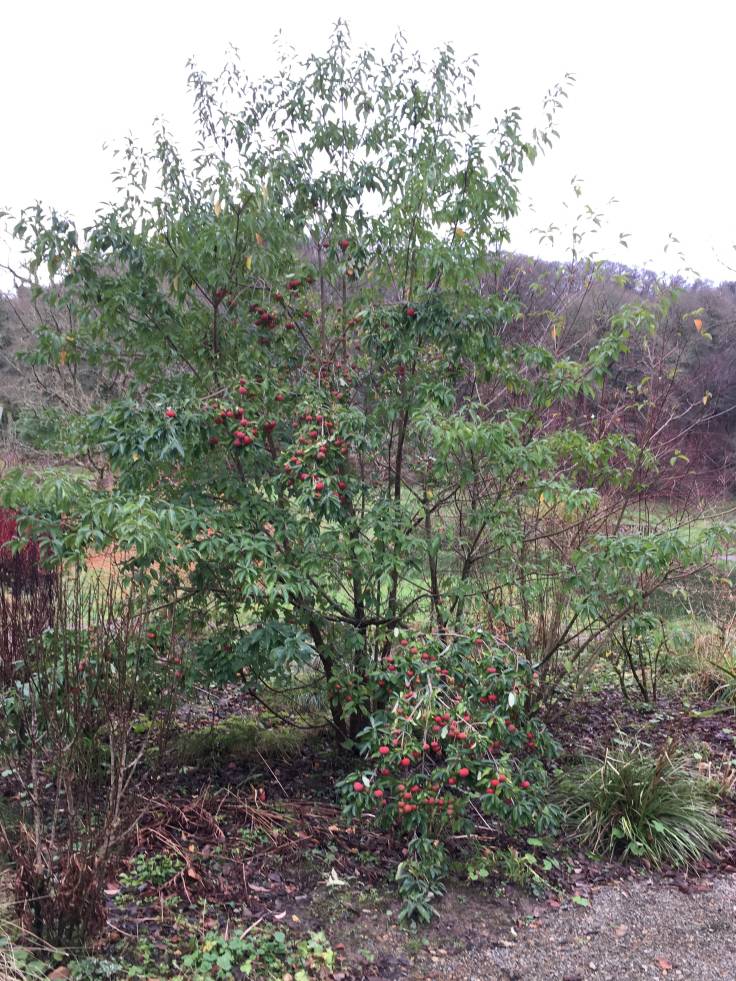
[
  {"x1": 551, "y1": 325, "x2": 557, "y2": 341},
  {"x1": 694, "y1": 318, "x2": 703, "y2": 331},
  {"x1": 59, "y1": 349, "x2": 68, "y2": 365},
  {"x1": 703, "y1": 391, "x2": 712, "y2": 405},
  {"x1": 255, "y1": 232, "x2": 265, "y2": 247},
  {"x1": 245, "y1": 255, "x2": 253, "y2": 271},
  {"x1": 213, "y1": 199, "x2": 222, "y2": 217},
  {"x1": 454, "y1": 227, "x2": 466, "y2": 239}
]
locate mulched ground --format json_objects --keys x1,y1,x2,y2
[
  {"x1": 78, "y1": 686, "x2": 733, "y2": 978},
  {"x1": 2, "y1": 685, "x2": 733, "y2": 978}
]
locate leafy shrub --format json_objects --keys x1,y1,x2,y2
[
  {"x1": 466, "y1": 843, "x2": 559, "y2": 897},
  {"x1": 556, "y1": 738, "x2": 727, "y2": 867},
  {"x1": 339, "y1": 630, "x2": 560, "y2": 919},
  {"x1": 3, "y1": 24, "x2": 719, "y2": 756}
]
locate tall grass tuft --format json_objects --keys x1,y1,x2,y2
[{"x1": 556, "y1": 738, "x2": 728, "y2": 867}]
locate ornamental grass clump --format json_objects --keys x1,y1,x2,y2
[{"x1": 557, "y1": 737, "x2": 727, "y2": 867}]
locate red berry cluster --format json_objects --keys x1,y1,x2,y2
[{"x1": 341, "y1": 633, "x2": 553, "y2": 838}]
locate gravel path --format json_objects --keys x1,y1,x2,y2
[{"x1": 415, "y1": 875, "x2": 736, "y2": 981}]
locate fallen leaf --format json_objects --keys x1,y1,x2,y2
[
  {"x1": 614, "y1": 924, "x2": 628, "y2": 938},
  {"x1": 48, "y1": 969, "x2": 71, "y2": 980},
  {"x1": 274, "y1": 910, "x2": 286, "y2": 920},
  {"x1": 324, "y1": 868, "x2": 348, "y2": 888},
  {"x1": 104, "y1": 882, "x2": 121, "y2": 896},
  {"x1": 656, "y1": 958, "x2": 673, "y2": 972}
]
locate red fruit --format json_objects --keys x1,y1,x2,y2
[
  {"x1": 287, "y1": 278, "x2": 302, "y2": 290},
  {"x1": 373, "y1": 789, "x2": 384, "y2": 799},
  {"x1": 400, "y1": 757, "x2": 411, "y2": 768},
  {"x1": 458, "y1": 767, "x2": 470, "y2": 778},
  {"x1": 380, "y1": 767, "x2": 390, "y2": 776},
  {"x1": 338, "y1": 480, "x2": 347, "y2": 490},
  {"x1": 339, "y1": 238, "x2": 350, "y2": 250},
  {"x1": 314, "y1": 480, "x2": 325, "y2": 492},
  {"x1": 353, "y1": 781, "x2": 365, "y2": 792},
  {"x1": 209, "y1": 436, "x2": 219, "y2": 447},
  {"x1": 498, "y1": 774, "x2": 507, "y2": 783},
  {"x1": 378, "y1": 746, "x2": 390, "y2": 755},
  {"x1": 406, "y1": 306, "x2": 416, "y2": 318},
  {"x1": 146, "y1": 631, "x2": 156, "y2": 640},
  {"x1": 448, "y1": 777, "x2": 457, "y2": 786},
  {"x1": 165, "y1": 407, "x2": 176, "y2": 418},
  {"x1": 490, "y1": 778, "x2": 499, "y2": 788},
  {"x1": 242, "y1": 435, "x2": 253, "y2": 445}
]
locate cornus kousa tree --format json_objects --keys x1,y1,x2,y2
[{"x1": 5, "y1": 24, "x2": 713, "y2": 753}]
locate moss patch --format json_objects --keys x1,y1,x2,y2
[{"x1": 174, "y1": 716, "x2": 313, "y2": 765}]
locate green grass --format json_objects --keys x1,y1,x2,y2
[{"x1": 556, "y1": 738, "x2": 728, "y2": 867}]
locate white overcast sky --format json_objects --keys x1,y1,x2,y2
[{"x1": 2, "y1": 0, "x2": 735, "y2": 285}]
